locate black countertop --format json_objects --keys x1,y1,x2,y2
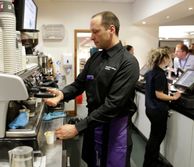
[{"x1": 136, "y1": 81, "x2": 194, "y2": 120}]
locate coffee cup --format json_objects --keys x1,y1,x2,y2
[{"x1": 44, "y1": 131, "x2": 55, "y2": 144}]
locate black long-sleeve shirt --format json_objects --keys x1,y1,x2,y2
[{"x1": 62, "y1": 42, "x2": 139, "y2": 133}]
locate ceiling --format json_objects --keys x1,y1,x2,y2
[
  {"x1": 51, "y1": 0, "x2": 135, "y2": 2},
  {"x1": 136, "y1": 0, "x2": 194, "y2": 26},
  {"x1": 39, "y1": 0, "x2": 194, "y2": 25}
]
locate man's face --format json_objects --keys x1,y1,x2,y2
[
  {"x1": 90, "y1": 15, "x2": 112, "y2": 49},
  {"x1": 175, "y1": 46, "x2": 186, "y2": 59}
]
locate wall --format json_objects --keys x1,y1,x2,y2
[{"x1": 34, "y1": 0, "x2": 158, "y2": 111}]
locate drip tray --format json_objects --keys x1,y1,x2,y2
[{"x1": 6, "y1": 103, "x2": 45, "y2": 137}]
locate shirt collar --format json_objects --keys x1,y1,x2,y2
[
  {"x1": 181, "y1": 53, "x2": 190, "y2": 61},
  {"x1": 154, "y1": 65, "x2": 165, "y2": 72},
  {"x1": 103, "y1": 41, "x2": 123, "y2": 58}
]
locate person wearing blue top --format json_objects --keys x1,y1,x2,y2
[
  {"x1": 174, "y1": 43, "x2": 194, "y2": 76},
  {"x1": 143, "y1": 48, "x2": 181, "y2": 167}
]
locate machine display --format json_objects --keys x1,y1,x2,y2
[
  {"x1": 174, "y1": 69, "x2": 194, "y2": 90},
  {"x1": 14, "y1": 0, "x2": 38, "y2": 31}
]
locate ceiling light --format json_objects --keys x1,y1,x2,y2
[
  {"x1": 166, "y1": 16, "x2": 170, "y2": 19},
  {"x1": 188, "y1": 7, "x2": 193, "y2": 11},
  {"x1": 142, "y1": 21, "x2": 146, "y2": 25},
  {"x1": 188, "y1": 31, "x2": 194, "y2": 35}
]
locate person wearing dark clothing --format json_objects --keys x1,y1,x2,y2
[
  {"x1": 125, "y1": 45, "x2": 134, "y2": 55},
  {"x1": 143, "y1": 48, "x2": 181, "y2": 167},
  {"x1": 90, "y1": 47, "x2": 99, "y2": 55},
  {"x1": 44, "y1": 11, "x2": 139, "y2": 167}
]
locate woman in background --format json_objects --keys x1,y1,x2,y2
[{"x1": 143, "y1": 48, "x2": 181, "y2": 167}]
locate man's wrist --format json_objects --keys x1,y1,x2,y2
[
  {"x1": 171, "y1": 96, "x2": 175, "y2": 101},
  {"x1": 59, "y1": 91, "x2": 64, "y2": 101},
  {"x1": 73, "y1": 125, "x2": 79, "y2": 136}
]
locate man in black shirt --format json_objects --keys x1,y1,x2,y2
[{"x1": 44, "y1": 11, "x2": 139, "y2": 167}]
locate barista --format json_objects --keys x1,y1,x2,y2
[{"x1": 174, "y1": 43, "x2": 194, "y2": 76}]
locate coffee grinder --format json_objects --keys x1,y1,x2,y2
[{"x1": 21, "y1": 30, "x2": 39, "y2": 55}]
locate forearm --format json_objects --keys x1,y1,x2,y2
[{"x1": 155, "y1": 91, "x2": 180, "y2": 101}]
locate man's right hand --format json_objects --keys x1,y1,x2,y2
[{"x1": 43, "y1": 88, "x2": 64, "y2": 107}]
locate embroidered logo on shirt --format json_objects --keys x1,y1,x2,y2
[
  {"x1": 86, "y1": 75, "x2": 94, "y2": 80},
  {"x1": 105, "y1": 66, "x2": 116, "y2": 71}
]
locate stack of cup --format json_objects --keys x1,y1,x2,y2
[
  {"x1": 0, "y1": 0, "x2": 17, "y2": 73},
  {"x1": 0, "y1": 27, "x2": 4, "y2": 72},
  {"x1": 16, "y1": 31, "x2": 23, "y2": 72}
]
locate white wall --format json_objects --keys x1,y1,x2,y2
[{"x1": 35, "y1": 1, "x2": 159, "y2": 111}]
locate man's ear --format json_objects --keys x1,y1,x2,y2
[{"x1": 109, "y1": 25, "x2": 115, "y2": 34}]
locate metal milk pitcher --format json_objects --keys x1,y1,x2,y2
[{"x1": 8, "y1": 146, "x2": 42, "y2": 167}]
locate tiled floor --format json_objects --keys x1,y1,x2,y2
[{"x1": 131, "y1": 128, "x2": 147, "y2": 167}]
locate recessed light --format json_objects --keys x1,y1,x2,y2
[
  {"x1": 166, "y1": 16, "x2": 170, "y2": 19},
  {"x1": 188, "y1": 7, "x2": 193, "y2": 11},
  {"x1": 142, "y1": 21, "x2": 146, "y2": 25}
]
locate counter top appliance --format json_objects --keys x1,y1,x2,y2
[
  {"x1": 0, "y1": 73, "x2": 28, "y2": 138},
  {"x1": 174, "y1": 69, "x2": 194, "y2": 109},
  {"x1": 0, "y1": 66, "x2": 57, "y2": 155}
]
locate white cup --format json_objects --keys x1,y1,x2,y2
[{"x1": 44, "y1": 131, "x2": 55, "y2": 144}]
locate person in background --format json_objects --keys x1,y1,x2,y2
[
  {"x1": 90, "y1": 47, "x2": 99, "y2": 56},
  {"x1": 125, "y1": 45, "x2": 134, "y2": 55},
  {"x1": 160, "y1": 46, "x2": 176, "y2": 78},
  {"x1": 143, "y1": 48, "x2": 181, "y2": 167},
  {"x1": 44, "y1": 11, "x2": 139, "y2": 167},
  {"x1": 174, "y1": 43, "x2": 194, "y2": 76},
  {"x1": 189, "y1": 43, "x2": 194, "y2": 54}
]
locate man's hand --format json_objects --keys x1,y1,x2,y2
[
  {"x1": 43, "y1": 88, "x2": 64, "y2": 107},
  {"x1": 55, "y1": 124, "x2": 78, "y2": 140}
]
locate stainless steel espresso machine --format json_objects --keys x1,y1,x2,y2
[
  {"x1": 0, "y1": 66, "x2": 58, "y2": 160},
  {"x1": 0, "y1": 73, "x2": 28, "y2": 138}
]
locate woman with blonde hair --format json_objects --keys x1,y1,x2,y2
[{"x1": 143, "y1": 48, "x2": 181, "y2": 167}]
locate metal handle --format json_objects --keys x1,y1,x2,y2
[
  {"x1": 33, "y1": 150, "x2": 43, "y2": 167},
  {"x1": 34, "y1": 92, "x2": 56, "y2": 98}
]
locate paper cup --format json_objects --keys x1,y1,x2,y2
[{"x1": 44, "y1": 131, "x2": 55, "y2": 144}]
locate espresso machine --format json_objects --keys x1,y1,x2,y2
[
  {"x1": 0, "y1": 73, "x2": 28, "y2": 138},
  {"x1": 21, "y1": 30, "x2": 39, "y2": 55},
  {"x1": 0, "y1": 68, "x2": 49, "y2": 159}
]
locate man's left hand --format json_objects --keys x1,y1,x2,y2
[{"x1": 55, "y1": 124, "x2": 78, "y2": 140}]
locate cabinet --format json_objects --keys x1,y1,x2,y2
[
  {"x1": 134, "y1": 91, "x2": 194, "y2": 167},
  {"x1": 163, "y1": 110, "x2": 193, "y2": 167},
  {"x1": 189, "y1": 122, "x2": 194, "y2": 167},
  {"x1": 133, "y1": 91, "x2": 150, "y2": 139}
]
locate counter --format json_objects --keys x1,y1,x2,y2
[
  {"x1": 38, "y1": 117, "x2": 65, "y2": 167},
  {"x1": 135, "y1": 81, "x2": 194, "y2": 120},
  {"x1": 134, "y1": 82, "x2": 194, "y2": 167},
  {"x1": 0, "y1": 117, "x2": 65, "y2": 167}
]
